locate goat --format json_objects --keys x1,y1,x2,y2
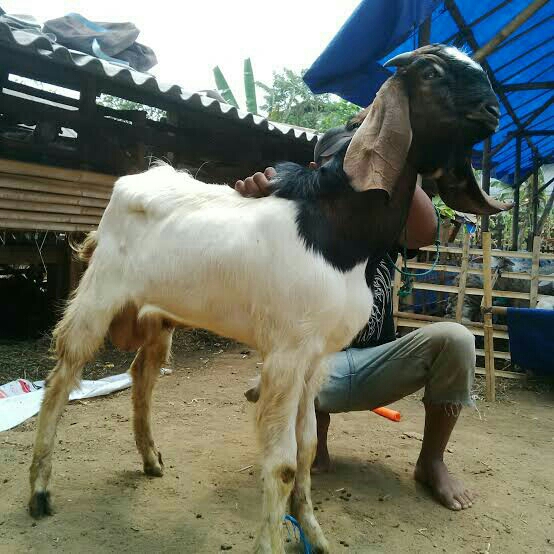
[{"x1": 28, "y1": 44, "x2": 509, "y2": 553}]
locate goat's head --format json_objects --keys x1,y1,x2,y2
[{"x1": 344, "y1": 44, "x2": 511, "y2": 215}]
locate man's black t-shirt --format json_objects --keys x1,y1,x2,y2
[{"x1": 349, "y1": 254, "x2": 397, "y2": 349}]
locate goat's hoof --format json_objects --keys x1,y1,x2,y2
[
  {"x1": 144, "y1": 451, "x2": 164, "y2": 477},
  {"x1": 312, "y1": 543, "x2": 330, "y2": 554},
  {"x1": 28, "y1": 491, "x2": 53, "y2": 519}
]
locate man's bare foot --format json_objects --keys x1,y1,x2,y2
[{"x1": 414, "y1": 458, "x2": 475, "y2": 510}]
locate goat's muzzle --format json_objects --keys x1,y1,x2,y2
[{"x1": 466, "y1": 101, "x2": 500, "y2": 131}]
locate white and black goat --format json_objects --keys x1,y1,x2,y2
[{"x1": 29, "y1": 44, "x2": 509, "y2": 553}]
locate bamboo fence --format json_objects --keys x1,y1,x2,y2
[{"x1": 393, "y1": 231, "x2": 554, "y2": 400}]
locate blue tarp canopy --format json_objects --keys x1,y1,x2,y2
[{"x1": 304, "y1": 0, "x2": 554, "y2": 185}]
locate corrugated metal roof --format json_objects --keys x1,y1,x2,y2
[{"x1": 0, "y1": 24, "x2": 318, "y2": 146}]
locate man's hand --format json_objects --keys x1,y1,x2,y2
[{"x1": 234, "y1": 167, "x2": 276, "y2": 198}]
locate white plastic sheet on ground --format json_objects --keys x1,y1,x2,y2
[{"x1": 0, "y1": 373, "x2": 137, "y2": 432}]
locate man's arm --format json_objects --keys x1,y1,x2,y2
[{"x1": 401, "y1": 186, "x2": 438, "y2": 249}]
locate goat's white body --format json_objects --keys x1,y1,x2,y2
[
  {"x1": 59, "y1": 164, "x2": 372, "y2": 551},
  {"x1": 97, "y1": 165, "x2": 372, "y2": 356}
]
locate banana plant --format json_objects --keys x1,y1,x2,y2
[
  {"x1": 213, "y1": 58, "x2": 258, "y2": 114},
  {"x1": 212, "y1": 66, "x2": 238, "y2": 108}
]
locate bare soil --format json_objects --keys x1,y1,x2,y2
[{"x1": 0, "y1": 332, "x2": 553, "y2": 553}]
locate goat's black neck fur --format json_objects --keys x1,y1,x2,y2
[{"x1": 271, "y1": 144, "x2": 417, "y2": 284}]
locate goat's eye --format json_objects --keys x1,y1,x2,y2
[{"x1": 422, "y1": 67, "x2": 438, "y2": 80}]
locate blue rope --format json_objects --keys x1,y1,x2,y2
[{"x1": 284, "y1": 514, "x2": 312, "y2": 554}]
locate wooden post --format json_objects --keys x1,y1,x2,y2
[
  {"x1": 529, "y1": 236, "x2": 542, "y2": 308},
  {"x1": 511, "y1": 136, "x2": 521, "y2": 250},
  {"x1": 418, "y1": 17, "x2": 431, "y2": 47},
  {"x1": 482, "y1": 232, "x2": 495, "y2": 401},
  {"x1": 455, "y1": 231, "x2": 470, "y2": 322},
  {"x1": 481, "y1": 137, "x2": 491, "y2": 234},
  {"x1": 532, "y1": 160, "x2": 540, "y2": 239},
  {"x1": 79, "y1": 76, "x2": 98, "y2": 165},
  {"x1": 393, "y1": 254, "x2": 402, "y2": 331}
]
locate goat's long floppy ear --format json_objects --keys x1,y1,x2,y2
[
  {"x1": 435, "y1": 158, "x2": 513, "y2": 215},
  {"x1": 344, "y1": 78, "x2": 412, "y2": 195}
]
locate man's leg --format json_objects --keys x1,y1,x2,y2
[
  {"x1": 313, "y1": 411, "x2": 331, "y2": 472},
  {"x1": 414, "y1": 403, "x2": 474, "y2": 510},
  {"x1": 316, "y1": 321, "x2": 476, "y2": 510}
]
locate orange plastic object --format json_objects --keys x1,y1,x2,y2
[{"x1": 372, "y1": 406, "x2": 401, "y2": 422}]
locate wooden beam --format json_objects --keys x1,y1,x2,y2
[
  {"x1": 538, "y1": 176, "x2": 554, "y2": 195},
  {"x1": 532, "y1": 161, "x2": 540, "y2": 240},
  {"x1": 455, "y1": 232, "x2": 470, "y2": 322},
  {"x1": 475, "y1": 368, "x2": 525, "y2": 380},
  {"x1": 529, "y1": 236, "x2": 541, "y2": 308},
  {"x1": 392, "y1": 254, "x2": 402, "y2": 331},
  {"x1": 501, "y1": 81, "x2": 554, "y2": 92},
  {"x1": 481, "y1": 137, "x2": 491, "y2": 233},
  {"x1": 0, "y1": 219, "x2": 96, "y2": 232},
  {"x1": 395, "y1": 316, "x2": 510, "y2": 340},
  {"x1": 490, "y1": 96, "x2": 554, "y2": 156},
  {"x1": 419, "y1": 244, "x2": 554, "y2": 260},
  {"x1": 473, "y1": 0, "x2": 550, "y2": 61},
  {"x1": 519, "y1": 130, "x2": 554, "y2": 137},
  {"x1": 0, "y1": 157, "x2": 115, "y2": 186},
  {"x1": 418, "y1": 17, "x2": 431, "y2": 47},
  {"x1": 482, "y1": 232, "x2": 495, "y2": 401},
  {"x1": 511, "y1": 136, "x2": 521, "y2": 250}
]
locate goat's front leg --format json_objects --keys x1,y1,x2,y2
[
  {"x1": 131, "y1": 326, "x2": 173, "y2": 476},
  {"x1": 290, "y1": 370, "x2": 329, "y2": 553},
  {"x1": 254, "y1": 353, "x2": 304, "y2": 554}
]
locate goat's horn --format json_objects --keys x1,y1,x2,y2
[{"x1": 383, "y1": 51, "x2": 416, "y2": 68}]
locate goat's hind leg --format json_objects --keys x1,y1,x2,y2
[
  {"x1": 29, "y1": 283, "x2": 116, "y2": 517},
  {"x1": 290, "y1": 361, "x2": 329, "y2": 553},
  {"x1": 131, "y1": 320, "x2": 173, "y2": 477}
]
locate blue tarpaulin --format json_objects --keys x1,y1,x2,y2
[
  {"x1": 304, "y1": 0, "x2": 553, "y2": 186},
  {"x1": 506, "y1": 307, "x2": 554, "y2": 374}
]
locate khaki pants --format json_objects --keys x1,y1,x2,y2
[{"x1": 316, "y1": 322, "x2": 476, "y2": 413}]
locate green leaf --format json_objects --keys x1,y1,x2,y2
[
  {"x1": 213, "y1": 66, "x2": 239, "y2": 108},
  {"x1": 243, "y1": 58, "x2": 258, "y2": 115},
  {"x1": 432, "y1": 197, "x2": 456, "y2": 220}
]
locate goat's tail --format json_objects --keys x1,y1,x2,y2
[{"x1": 69, "y1": 231, "x2": 98, "y2": 264}]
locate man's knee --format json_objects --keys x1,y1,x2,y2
[{"x1": 421, "y1": 322, "x2": 476, "y2": 370}]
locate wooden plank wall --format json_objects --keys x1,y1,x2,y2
[{"x1": 0, "y1": 158, "x2": 115, "y2": 232}]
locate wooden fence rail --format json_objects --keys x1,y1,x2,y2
[{"x1": 394, "y1": 232, "x2": 549, "y2": 400}]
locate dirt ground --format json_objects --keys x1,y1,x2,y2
[{"x1": 0, "y1": 331, "x2": 553, "y2": 553}]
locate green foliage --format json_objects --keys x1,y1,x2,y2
[
  {"x1": 243, "y1": 58, "x2": 258, "y2": 114},
  {"x1": 479, "y1": 170, "x2": 554, "y2": 249},
  {"x1": 97, "y1": 94, "x2": 165, "y2": 121},
  {"x1": 432, "y1": 197, "x2": 456, "y2": 220},
  {"x1": 213, "y1": 66, "x2": 239, "y2": 108},
  {"x1": 258, "y1": 68, "x2": 359, "y2": 132},
  {"x1": 213, "y1": 60, "x2": 258, "y2": 114}
]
